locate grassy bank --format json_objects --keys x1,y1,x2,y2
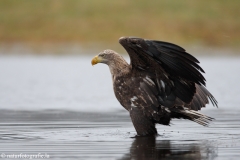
[{"x1": 0, "y1": 0, "x2": 239, "y2": 50}]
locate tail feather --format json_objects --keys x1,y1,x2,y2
[{"x1": 171, "y1": 107, "x2": 214, "y2": 126}]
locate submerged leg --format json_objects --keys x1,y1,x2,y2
[{"x1": 130, "y1": 107, "x2": 157, "y2": 136}]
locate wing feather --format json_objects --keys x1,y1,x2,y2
[
  {"x1": 119, "y1": 37, "x2": 218, "y2": 111},
  {"x1": 146, "y1": 40, "x2": 206, "y2": 86}
]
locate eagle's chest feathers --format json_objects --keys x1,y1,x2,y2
[
  {"x1": 113, "y1": 75, "x2": 158, "y2": 111},
  {"x1": 113, "y1": 76, "x2": 133, "y2": 110}
]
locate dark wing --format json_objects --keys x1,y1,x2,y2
[
  {"x1": 189, "y1": 84, "x2": 218, "y2": 110},
  {"x1": 119, "y1": 37, "x2": 218, "y2": 111}
]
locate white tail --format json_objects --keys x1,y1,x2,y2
[{"x1": 177, "y1": 108, "x2": 214, "y2": 126}]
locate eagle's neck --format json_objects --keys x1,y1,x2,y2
[{"x1": 108, "y1": 56, "x2": 130, "y2": 78}]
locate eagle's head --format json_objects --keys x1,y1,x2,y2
[
  {"x1": 91, "y1": 49, "x2": 123, "y2": 66},
  {"x1": 91, "y1": 49, "x2": 129, "y2": 75}
]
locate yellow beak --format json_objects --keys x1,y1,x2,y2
[{"x1": 91, "y1": 56, "x2": 102, "y2": 66}]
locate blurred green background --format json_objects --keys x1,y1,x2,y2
[{"x1": 0, "y1": 0, "x2": 239, "y2": 54}]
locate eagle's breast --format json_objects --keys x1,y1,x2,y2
[
  {"x1": 113, "y1": 75, "x2": 135, "y2": 111},
  {"x1": 113, "y1": 74, "x2": 160, "y2": 113}
]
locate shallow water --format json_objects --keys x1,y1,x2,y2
[{"x1": 0, "y1": 55, "x2": 240, "y2": 159}]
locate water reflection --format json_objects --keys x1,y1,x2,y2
[{"x1": 119, "y1": 136, "x2": 217, "y2": 160}]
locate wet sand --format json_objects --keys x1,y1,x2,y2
[{"x1": 0, "y1": 56, "x2": 240, "y2": 159}]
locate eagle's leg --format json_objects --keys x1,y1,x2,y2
[{"x1": 130, "y1": 107, "x2": 157, "y2": 136}]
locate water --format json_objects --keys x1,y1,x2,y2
[{"x1": 0, "y1": 55, "x2": 240, "y2": 159}]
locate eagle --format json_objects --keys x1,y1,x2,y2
[{"x1": 91, "y1": 37, "x2": 218, "y2": 136}]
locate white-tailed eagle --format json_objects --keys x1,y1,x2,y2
[{"x1": 91, "y1": 37, "x2": 218, "y2": 136}]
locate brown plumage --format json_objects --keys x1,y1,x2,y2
[{"x1": 91, "y1": 37, "x2": 218, "y2": 136}]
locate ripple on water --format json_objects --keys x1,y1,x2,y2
[{"x1": 0, "y1": 109, "x2": 239, "y2": 159}]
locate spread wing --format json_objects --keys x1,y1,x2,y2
[{"x1": 119, "y1": 37, "x2": 217, "y2": 111}]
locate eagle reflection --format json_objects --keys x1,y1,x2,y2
[{"x1": 119, "y1": 136, "x2": 217, "y2": 160}]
